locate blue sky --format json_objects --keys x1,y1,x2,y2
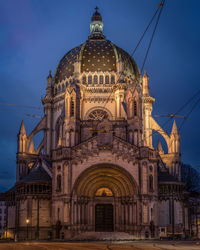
[{"x1": 0, "y1": 0, "x2": 200, "y2": 191}]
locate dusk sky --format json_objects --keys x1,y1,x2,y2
[{"x1": 0, "y1": 0, "x2": 200, "y2": 192}]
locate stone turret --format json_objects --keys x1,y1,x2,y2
[
  {"x1": 169, "y1": 120, "x2": 180, "y2": 153},
  {"x1": 142, "y1": 71, "x2": 155, "y2": 148},
  {"x1": 18, "y1": 120, "x2": 27, "y2": 153},
  {"x1": 64, "y1": 82, "x2": 81, "y2": 146}
]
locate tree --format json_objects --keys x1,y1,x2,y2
[{"x1": 181, "y1": 163, "x2": 200, "y2": 192}]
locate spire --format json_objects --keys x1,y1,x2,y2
[
  {"x1": 89, "y1": 7, "x2": 105, "y2": 39},
  {"x1": 144, "y1": 69, "x2": 148, "y2": 78},
  {"x1": 19, "y1": 120, "x2": 27, "y2": 136},
  {"x1": 29, "y1": 138, "x2": 35, "y2": 154},
  {"x1": 142, "y1": 70, "x2": 150, "y2": 96},
  {"x1": 47, "y1": 70, "x2": 52, "y2": 79},
  {"x1": 47, "y1": 70, "x2": 53, "y2": 89},
  {"x1": 157, "y1": 139, "x2": 164, "y2": 154},
  {"x1": 171, "y1": 119, "x2": 179, "y2": 135}
]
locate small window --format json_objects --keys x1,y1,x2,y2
[
  {"x1": 56, "y1": 175, "x2": 61, "y2": 192},
  {"x1": 111, "y1": 75, "x2": 115, "y2": 84},
  {"x1": 57, "y1": 207, "x2": 60, "y2": 220},
  {"x1": 55, "y1": 88, "x2": 57, "y2": 95},
  {"x1": 82, "y1": 75, "x2": 86, "y2": 84},
  {"x1": 99, "y1": 75, "x2": 103, "y2": 84},
  {"x1": 134, "y1": 100, "x2": 137, "y2": 116},
  {"x1": 94, "y1": 75, "x2": 98, "y2": 84},
  {"x1": 88, "y1": 75, "x2": 92, "y2": 84},
  {"x1": 149, "y1": 175, "x2": 153, "y2": 192},
  {"x1": 105, "y1": 75, "x2": 109, "y2": 84},
  {"x1": 70, "y1": 99, "x2": 74, "y2": 117}
]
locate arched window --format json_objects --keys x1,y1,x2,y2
[
  {"x1": 99, "y1": 75, "x2": 104, "y2": 84},
  {"x1": 82, "y1": 75, "x2": 86, "y2": 84},
  {"x1": 149, "y1": 175, "x2": 153, "y2": 192},
  {"x1": 62, "y1": 84, "x2": 65, "y2": 92},
  {"x1": 111, "y1": 75, "x2": 115, "y2": 84},
  {"x1": 58, "y1": 85, "x2": 61, "y2": 94},
  {"x1": 105, "y1": 75, "x2": 109, "y2": 84},
  {"x1": 134, "y1": 100, "x2": 137, "y2": 116},
  {"x1": 94, "y1": 75, "x2": 98, "y2": 84},
  {"x1": 55, "y1": 88, "x2": 57, "y2": 95},
  {"x1": 88, "y1": 75, "x2": 92, "y2": 84},
  {"x1": 56, "y1": 175, "x2": 61, "y2": 192},
  {"x1": 70, "y1": 98, "x2": 74, "y2": 117}
]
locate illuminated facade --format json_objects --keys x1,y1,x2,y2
[{"x1": 6, "y1": 9, "x2": 188, "y2": 240}]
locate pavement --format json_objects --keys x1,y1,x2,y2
[{"x1": 0, "y1": 241, "x2": 200, "y2": 250}]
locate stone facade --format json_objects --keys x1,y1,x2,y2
[{"x1": 6, "y1": 8, "x2": 188, "y2": 240}]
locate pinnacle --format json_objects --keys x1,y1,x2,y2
[
  {"x1": 19, "y1": 120, "x2": 26, "y2": 135},
  {"x1": 143, "y1": 69, "x2": 149, "y2": 78},
  {"x1": 157, "y1": 139, "x2": 164, "y2": 153},
  {"x1": 29, "y1": 138, "x2": 35, "y2": 153},
  {"x1": 171, "y1": 119, "x2": 179, "y2": 134}
]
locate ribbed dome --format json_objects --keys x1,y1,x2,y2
[
  {"x1": 54, "y1": 8, "x2": 141, "y2": 85},
  {"x1": 54, "y1": 40, "x2": 140, "y2": 84}
]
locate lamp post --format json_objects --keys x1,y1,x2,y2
[{"x1": 26, "y1": 219, "x2": 29, "y2": 240}]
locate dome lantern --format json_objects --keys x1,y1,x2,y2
[{"x1": 89, "y1": 7, "x2": 105, "y2": 39}]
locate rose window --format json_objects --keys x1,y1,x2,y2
[{"x1": 88, "y1": 109, "x2": 108, "y2": 121}]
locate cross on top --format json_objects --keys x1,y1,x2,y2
[{"x1": 95, "y1": 6, "x2": 99, "y2": 12}]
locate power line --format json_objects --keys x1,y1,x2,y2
[
  {"x1": 141, "y1": 0, "x2": 165, "y2": 73},
  {"x1": 102, "y1": 1, "x2": 165, "y2": 114},
  {"x1": 157, "y1": 88, "x2": 200, "y2": 132},
  {"x1": 0, "y1": 102, "x2": 41, "y2": 110},
  {"x1": 0, "y1": 107, "x2": 41, "y2": 119},
  {"x1": 179, "y1": 97, "x2": 200, "y2": 131}
]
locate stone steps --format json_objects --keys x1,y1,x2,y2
[{"x1": 71, "y1": 231, "x2": 135, "y2": 241}]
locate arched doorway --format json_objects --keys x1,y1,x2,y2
[{"x1": 71, "y1": 164, "x2": 138, "y2": 233}]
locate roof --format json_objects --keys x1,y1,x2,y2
[
  {"x1": 19, "y1": 165, "x2": 51, "y2": 184},
  {"x1": 54, "y1": 39, "x2": 140, "y2": 85},
  {"x1": 158, "y1": 171, "x2": 180, "y2": 183},
  {"x1": 0, "y1": 192, "x2": 6, "y2": 200}
]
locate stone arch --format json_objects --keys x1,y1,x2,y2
[
  {"x1": 27, "y1": 116, "x2": 46, "y2": 152},
  {"x1": 72, "y1": 163, "x2": 138, "y2": 197},
  {"x1": 150, "y1": 117, "x2": 170, "y2": 153}
]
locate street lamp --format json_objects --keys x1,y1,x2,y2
[{"x1": 26, "y1": 218, "x2": 29, "y2": 240}]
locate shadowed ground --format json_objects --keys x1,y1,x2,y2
[{"x1": 0, "y1": 241, "x2": 200, "y2": 250}]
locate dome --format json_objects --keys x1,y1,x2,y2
[{"x1": 54, "y1": 8, "x2": 141, "y2": 85}]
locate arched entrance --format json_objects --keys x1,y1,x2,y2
[{"x1": 71, "y1": 164, "x2": 138, "y2": 233}]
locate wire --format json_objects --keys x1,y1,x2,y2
[
  {"x1": 102, "y1": 0, "x2": 164, "y2": 114},
  {"x1": 0, "y1": 107, "x2": 41, "y2": 119},
  {"x1": 0, "y1": 102, "x2": 41, "y2": 110},
  {"x1": 158, "y1": 88, "x2": 200, "y2": 132},
  {"x1": 141, "y1": 0, "x2": 165, "y2": 73},
  {"x1": 130, "y1": 1, "x2": 162, "y2": 60},
  {"x1": 179, "y1": 97, "x2": 200, "y2": 131}
]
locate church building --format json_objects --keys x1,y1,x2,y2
[{"x1": 6, "y1": 8, "x2": 188, "y2": 240}]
